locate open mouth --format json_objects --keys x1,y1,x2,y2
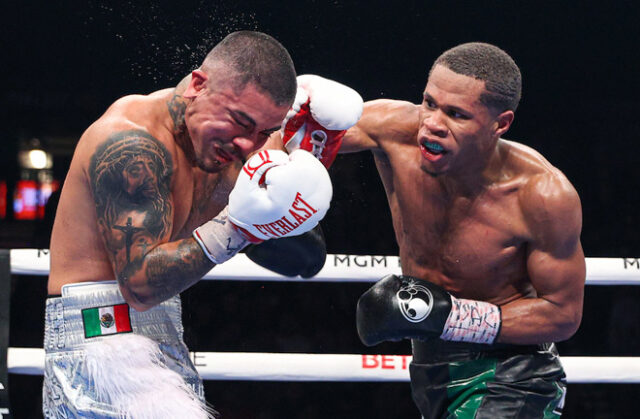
[
  {"x1": 214, "y1": 146, "x2": 236, "y2": 164},
  {"x1": 420, "y1": 140, "x2": 446, "y2": 161}
]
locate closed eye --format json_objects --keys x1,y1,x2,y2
[
  {"x1": 232, "y1": 116, "x2": 249, "y2": 129},
  {"x1": 260, "y1": 127, "x2": 280, "y2": 137}
]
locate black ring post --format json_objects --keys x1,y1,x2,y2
[{"x1": 0, "y1": 250, "x2": 13, "y2": 418}]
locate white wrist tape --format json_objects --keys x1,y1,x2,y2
[
  {"x1": 192, "y1": 206, "x2": 249, "y2": 264},
  {"x1": 440, "y1": 296, "x2": 502, "y2": 344}
]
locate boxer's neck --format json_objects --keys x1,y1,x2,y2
[
  {"x1": 168, "y1": 76, "x2": 197, "y2": 166},
  {"x1": 438, "y1": 142, "x2": 505, "y2": 197}
]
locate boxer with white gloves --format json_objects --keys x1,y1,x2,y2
[
  {"x1": 193, "y1": 149, "x2": 332, "y2": 264},
  {"x1": 44, "y1": 32, "x2": 303, "y2": 418}
]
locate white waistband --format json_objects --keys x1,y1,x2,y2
[
  {"x1": 44, "y1": 282, "x2": 184, "y2": 352},
  {"x1": 61, "y1": 280, "x2": 120, "y2": 297}
]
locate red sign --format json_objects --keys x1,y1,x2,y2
[
  {"x1": 0, "y1": 180, "x2": 6, "y2": 219},
  {"x1": 361, "y1": 354, "x2": 412, "y2": 370},
  {"x1": 13, "y1": 180, "x2": 60, "y2": 220},
  {"x1": 13, "y1": 180, "x2": 38, "y2": 219}
]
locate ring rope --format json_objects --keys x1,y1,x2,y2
[
  {"x1": 10, "y1": 249, "x2": 640, "y2": 284},
  {"x1": 6, "y1": 250, "x2": 640, "y2": 386},
  {"x1": 7, "y1": 347, "x2": 640, "y2": 384}
]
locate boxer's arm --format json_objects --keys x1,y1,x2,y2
[
  {"x1": 88, "y1": 129, "x2": 214, "y2": 311},
  {"x1": 340, "y1": 99, "x2": 419, "y2": 153},
  {"x1": 498, "y1": 172, "x2": 586, "y2": 344},
  {"x1": 339, "y1": 100, "x2": 385, "y2": 153}
]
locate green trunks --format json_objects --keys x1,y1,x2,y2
[{"x1": 409, "y1": 339, "x2": 567, "y2": 418}]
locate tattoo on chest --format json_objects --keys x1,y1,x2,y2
[{"x1": 89, "y1": 130, "x2": 173, "y2": 283}]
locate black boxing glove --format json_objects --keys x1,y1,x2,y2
[
  {"x1": 245, "y1": 224, "x2": 326, "y2": 278},
  {"x1": 356, "y1": 274, "x2": 501, "y2": 346}
]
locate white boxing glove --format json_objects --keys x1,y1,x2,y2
[
  {"x1": 193, "y1": 150, "x2": 291, "y2": 264},
  {"x1": 192, "y1": 149, "x2": 333, "y2": 264},
  {"x1": 281, "y1": 75, "x2": 363, "y2": 168},
  {"x1": 228, "y1": 149, "x2": 332, "y2": 240}
]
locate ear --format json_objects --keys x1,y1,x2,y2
[
  {"x1": 494, "y1": 110, "x2": 514, "y2": 138},
  {"x1": 183, "y1": 69, "x2": 209, "y2": 99}
]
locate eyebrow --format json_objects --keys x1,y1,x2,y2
[
  {"x1": 230, "y1": 109, "x2": 256, "y2": 128},
  {"x1": 423, "y1": 93, "x2": 472, "y2": 116}
]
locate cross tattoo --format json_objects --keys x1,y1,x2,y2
[{"x1": 114, "y1": 217, "x2": 144, "y2": 263}]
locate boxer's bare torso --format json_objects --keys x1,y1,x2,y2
[
  {"x1": 347, "y1": 101, "x2": 547, "y2": 301},
  {"x1": 342, "y1": 66, "x2": 585, "y2": 343},
  {"x1": 49, "y1": 74, "x2": 287, "y2": 309},
  {"x1": 49, "y1": 86, "x2": 236, "y2": 294}
]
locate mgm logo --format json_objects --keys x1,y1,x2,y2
[
  {"x1": 333, "y1": 255, "x2": 401, "y2": 268},
  {"x1": 623, "y1": 258, "x2": 640, "y2": 269}
]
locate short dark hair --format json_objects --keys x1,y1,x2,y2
[
  {"x1": 202, "y1": 31, "x2": 297, "y2": 106},
  {"x1": 431, "y1": 42, "x2": 522, "y2": 112}
]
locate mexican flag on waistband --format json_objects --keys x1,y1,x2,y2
[{"x1": 82, "y1": 304, "x2": 132, "y2": 338}]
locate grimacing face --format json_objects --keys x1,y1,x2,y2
[
  {"x1": 184, "y1": 75, "x2": 289, "y2": 173},
  {"x1": 417, "y1": 65, "x2": 504, "y2": 176}
]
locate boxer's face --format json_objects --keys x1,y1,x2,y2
[
  {"x1": 184, "y1": 73, "x2": 288, "y2": 173},
  {"x1": 417, "y1": 65, "x2": 510, "y2": 176}
]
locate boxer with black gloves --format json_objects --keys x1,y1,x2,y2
[
  {"x1": 343, "y1": 43, "x2": 584, "y2": 418},
  {"x1": 357, "y1": 274, "x2": 501, "y2": 346}
]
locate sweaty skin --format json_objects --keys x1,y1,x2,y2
[
  {"x1": 342, "y1": 65, "x2": 586, "y2": 344},
  {"x1": 49, "y1": 72, "x2": 289, "y2": 311}
]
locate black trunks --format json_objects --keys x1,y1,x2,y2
[{"x1": 409, "y1": 338, "x2": 566, "y2": 418}]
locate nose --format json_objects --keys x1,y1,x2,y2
[
  {"x1": 232, "y1": 136, "x2": 259, "y2": 159},
  {"x1": 422, "y1": 109, "x2": 448, "y2": 138}
]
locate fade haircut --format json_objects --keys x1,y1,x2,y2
[
  {"x1": 431, "y1": 42, "x2": 522, "y2": 112},
  {"x1": 201, "y1": 31, "x2": 297, "y2": 106}
]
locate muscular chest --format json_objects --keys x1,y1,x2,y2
[
  {"x1": 380, "y1": 153, "x2": 528, "y2": 285},
  {"x1": 401, "y1": 195, "x2": 522, "y2": 277}
]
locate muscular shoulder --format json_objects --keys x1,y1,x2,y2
[
  {"x1": 342, "y1": 99, "x2": 419, "y2": 152},
  {"x1": 508, "y1": 141, "x2": 582, "y2": 251},
  {"x1": 361, "y1": 99, "x2": 420, "y2": 143},
  {"x1": 75, "y1": 90, "x2": 177, "y2": 171},
  {"x1": 362, "y1": 99, "x2": 419, "y2": 123}
]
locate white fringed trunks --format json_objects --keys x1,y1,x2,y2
[{"x1": 42, "y1": 281, "x2": 215, "y2": 419}]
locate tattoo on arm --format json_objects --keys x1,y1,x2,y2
[
  {"x1": 89, "y1": 130, "x2": 174, "y2": 288},
  {"x1": 145, "y1": 239, "x2": 213, "y2": 302}
]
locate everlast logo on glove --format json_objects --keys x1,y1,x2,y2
[
  {"x1": 253, "y1": 192, "x2": 317, "y2": 238},
  {"x1": 228, "y1": 149, "x2": 332, "y2": 242}
]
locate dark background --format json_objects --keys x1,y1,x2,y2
[{"x1": 3, "y1": 1, "x2": 640, "y2": 418}]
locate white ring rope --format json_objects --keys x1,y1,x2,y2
[
  {"x1": 7, "y1": 348, "x2": 640, "y2": 384},
  {"x1": 9, "y1": 249, "x2": 640, "y2": 284},
  {"x1": 6, "y1": 250, "x2": 640, "y2": 386}
]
